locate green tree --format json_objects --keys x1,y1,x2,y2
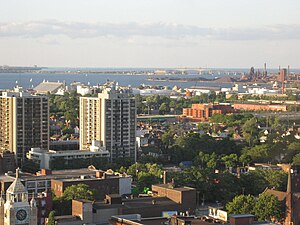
[
  {"x1": 159, "y1": 102, "x2": 170, "y2": 115},
  {"x1": 286, "y1": 142, "x2": 300, "y2": 162},
  {"x1": 221, "y1": 154, "x2": 238, "y2": 170},
  {"x1": 254, "y1": 193, "x2": 281, "y2": 221},
  {"x1": 243, "y1": 144, "x2": 271, "y2": 163},
  {"x1": 239, "y1": 171, "x2": 267, "y2": 196},
  {"x1": 47, "y1": 211, "x2": 56, "y2": 225},
  {"x1": 293, "y1": 153, "x2": 300, "y2": 165},
  {"x1": 226, "y1": 195, "x2": 255, "y2": 215},
  {"x1": 63, "y1": 184, "x2": 97, "y2": 201},
  {"x1": 161, "y1": 130, "x2": 174, "y2": 149},
  {"x1": 52, "y1": 197, "x2": 71, "y2": 216},
  {"x1": 239, "y1": 154, "x2": 252, "y2": 167},
  {"x1": 262, "y1": 170, "x2": 287, "y2": 191},
  {"x1": 137, "y1": 172, "x2": 160, "y2": 190},
  {"x1": 195, "y1": 152, "x2": 218, "y2": 169},
  {"x1": 242, "y1": 117, "x2": 259, "y2": 146}
]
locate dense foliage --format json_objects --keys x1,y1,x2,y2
[
  {"x1": 53, "y1": 184, "x2": 97, "y2": 215},
  {"x1": 226, "y1": 193, "x2": 281, "y2": 221}
]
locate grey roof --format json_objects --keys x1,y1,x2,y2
[
  {"x1": 6, "y1": 177, "x2": 27, "y2": 194},
  {"x1": 33, "y1": 82, "x2": 64, "y2": 93}
]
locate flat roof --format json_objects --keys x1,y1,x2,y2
[
  {"x1": 153, "y1": 184, "x2": 196, "y2": 192},
  {"x1": 111, "y1": 217, "x2": 213, "y2": 225},
  {"x1": 53, "y1": 175, "x2": 120, "y2": 183},
  {"x1": 93, "y1": 196, "x2": 177, "y2": 210},
  {"x1": 0, "y1": 168, "x2": 99, "y2": 182},
  {"x1": 230, "y1": 214, "x2": 255, "y2": 218}
]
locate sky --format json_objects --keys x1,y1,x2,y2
[{"x1": 0, "y1": 0, "x2": 299, "y2": 68}]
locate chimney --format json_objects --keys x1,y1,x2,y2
[
  {"x1": 103, "y1": 172, "x2": 107, "y2": 179},
  {"x1": 38, "y1": 169, "x2": 52, "y2": 176},
  {"x1": 237, "y1": 167, "x2": 241, "y2": 179},
  {"x1": 96, "y1": 170, "x2": 103, "y2": 178},
  {"x1": 163, "y1": 171, "x2": 167, "y2": 185}
]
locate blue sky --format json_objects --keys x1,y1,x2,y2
[{"x1": 0, "y1": 0, "x2": 299, "y2": 68}]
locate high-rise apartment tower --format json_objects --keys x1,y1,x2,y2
[
  {"x1": 80, "y1": 84, "x2": 136, "y2": 161},
  {"x1": 0, "y1": 92, "x2": 49, "y2": 166}
]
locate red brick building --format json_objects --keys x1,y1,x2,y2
[
  {"x1": 182, "y1": 104, "x2": 235, "y2": 121},
  {"x1": 51, "y1": 170, "x2": 132, "y2": 200},
  {"x1": 30, "y1": 191, "x2": 53, "y2": 225}
]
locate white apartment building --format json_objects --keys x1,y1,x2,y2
[{"x1": 80, "y1": 83, "x2": 136, "y2": 161}]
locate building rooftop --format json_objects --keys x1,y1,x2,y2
[
  {"x1": 110, "y1": 216, "x2": 212, "y2": 225},
  {"x1": 0, "y1": 168, "x2": 99, "y2": 183},
  {"x1": 33, "y1": 81, "x2": 64, "y2": 93},
  {"x1": 93, "y1": 196, "x2": 177, "y2": 210},
  {"x1": 153, "y1": 183, "x2": 196, "y2": 192},
  {"x1": 54, "y1": 215, "x2": 78, "y2": 222},
  {"x1": 230, "y1": 214, "x2": 255, "y2": 218}
]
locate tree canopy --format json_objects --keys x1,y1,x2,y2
[{"x1": 226, "y1": 193, "x2": 281, "y2": 222}]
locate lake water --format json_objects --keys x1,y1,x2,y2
[
  {"x1": 0, "y1": 72, "x2": 236, "y2": 90},
  {"x1": 1, "y1": 67, "x2": 292, "y2": 90}
]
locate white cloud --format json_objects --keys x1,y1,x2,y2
[{"x1": 0, "y1": 20, "x2": 300, "y2": 41}]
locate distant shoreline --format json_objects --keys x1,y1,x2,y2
[{"x1": 146, "y1": 77, "x2": 271, "y2": 85}]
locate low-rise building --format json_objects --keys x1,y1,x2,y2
[
  {"x1": 182, "y1": 104, "x2": 235, "y2": 121},
  {"x1": 233, "y1": 103, "x2": 288, "y2": 111},
  {"x1": 0, "y1": 167, "x2": 130, "y2": 196},
  {"x1": 187, "y1": 86, "x2": 222, "y2": 96},
  {"x1": 54, "y1": 183, "x2": 197, "y2": 225},
  {"x1": 27, "y1": 146, "x2": 109, "y2": 170},
  {"x1": 33, "y1": 81, "x2": 65, "y2": 95},
  {"x1": 51, "y1": 170, "x2": 132, "y2": 199}
]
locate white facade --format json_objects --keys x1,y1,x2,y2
[
  {"x1": 77, "y1": 85, "x2": 92, "y2": 96},
  {"x1": 80, "y1": 84, "x2": 136, "y2": 161},
  {"x1": 136, "y1": 136, "x2": 148, "y2": 148},
  {"x1": 247, "y1": 87, "x2": 280, "y2": 95},
  {"x1": 27, "y1": 147, "x2": 110, "y2": 170}
]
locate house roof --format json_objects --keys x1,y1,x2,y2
[{"x1": 264, "y1": 188, "x2": 286, "y2": 201}]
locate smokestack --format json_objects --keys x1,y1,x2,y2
[
  {"x1": 264, "y1": 63, "x2": 267, "y2": 79},
  {"x1": 288, "y1": 65, "x2": 290, "y2": 81},
  {"x1": 280, "y1": 69, "x2": 287, "y2": 95}
]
